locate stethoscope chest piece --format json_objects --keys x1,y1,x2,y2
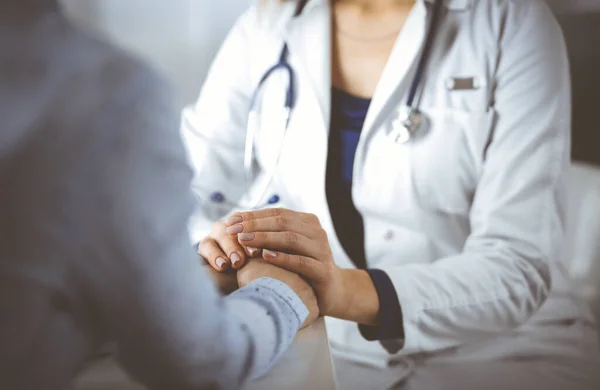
[
  {"x1": 390, "y1": 106, "x2": 424, "y2": 144},
  {"x1": 387, "y1": 0, "x2": 444, "y2": 145}
]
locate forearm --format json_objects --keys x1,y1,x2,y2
[
  {"x1": 96, "y1": 245, "x2": 306, "y2": 388},
  {"x1": 328, "y1": 269, "x2": 380, "y2": 326}
]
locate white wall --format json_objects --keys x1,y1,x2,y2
[
  {"x1": 58, "y1": 0, "x2": 600, "y2": 107},
  {"x1": 60, "y1": 0, "x2": 253, "y2": 106}
]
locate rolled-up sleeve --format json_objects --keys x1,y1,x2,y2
[{"x1": 358, "y1": 270, "x2": 405, "y2": 343}]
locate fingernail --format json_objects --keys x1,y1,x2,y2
[
  {"x1": 238, "y1": 233, "x2": 255, "y2": 242},
  {"x1": 226, "y1": 224, "x2": 243, "y2": 235},
  {"x1": 264, "y1": 250, "x2": 277, "y2": 258},
  {"x1": 216, "y1": 257, "x2": 228, "y2": 270},
  {"x1": 230, "y1": 252, "x2": 241, "y2": 266},
  {"x1": 247, "y1": 247, "x2": 258, "y2": 256},
  {"x1": 226, "y1": 216, "x2": 243, "y2": 225}
]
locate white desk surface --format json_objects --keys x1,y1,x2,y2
[{"x1": 73, "y1": 318, "x2": 337, "y2": 390}]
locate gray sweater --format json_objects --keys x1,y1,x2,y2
[{"x1": 0, "y1": 4, "x2": 307, "y2": 389}]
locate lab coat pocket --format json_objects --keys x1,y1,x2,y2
[{"x1": 410, "y1": 107, "x2": 494, "y2": 215}]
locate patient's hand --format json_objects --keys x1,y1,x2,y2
[
  {"x1": 198, "y1": 219, "x2": 261, "y2": 272},
  {"x1": 202, "y1": 262, "x2": 239, "y2": 295},
  {"x1": 238, "y1": 258, "x2": 319, "y2": 329}
]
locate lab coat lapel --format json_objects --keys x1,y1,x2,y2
[
  {"x1": 280, "y1": 0, "x2": 336, "y2": 237},
  {"x1": 283, "y1": 0, "x2": 332, "y2": 133},
  {"x1": 360, "y1": 1, "x2": 428, "y2": 137},
  {"x1": 361, "y1": 0, "x2": 472, "y2": 136}
]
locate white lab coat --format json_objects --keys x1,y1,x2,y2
[{"x1": 182, "y1": 0, "x2": 598, "y2": 368}]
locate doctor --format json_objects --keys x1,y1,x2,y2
[{"x1": 183, "y1": 0, "x2": 600, "y2": 389}]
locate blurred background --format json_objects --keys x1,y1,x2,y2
[
  {"x1": 61, "y1": 0, "x2": 252, "y2": 107},
  {"x1": 549, "y1": 1, "x2": 600, "y2": 166},
  {"x1": 59, "y1": 0, "x2": 600, "y2": 165}
]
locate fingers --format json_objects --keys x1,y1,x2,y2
[
  {"x1": 261, "y1": 250, "x2": 322, "y2": 281},
  {"x1": 198, "y1": 237, "x2": 230, "y2": 271},
  {"x1": 245, "y1": 246, "x2": 261, "y2": 257},
  {"x1": 237, "y1": 230, "x2": 326, "y2": 259},
  {"x1": 200, "y1": 222, "x2": 248, "y2": 271},
  {"x1": 214, "y1": 233, "x2": 247, "y2": 270},
  {"x1": 226, "y1": 215, "x2": 323, "y2": 240},
  {"x1": 227, "y1": 208, "x2": 320, "y2": 227}
]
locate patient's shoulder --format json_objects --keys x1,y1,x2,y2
[
  {"x1": 32, "y1": 19, "x2": 177, "y2": 167},
  {"x1": 62, "y1": 25, "x2": 169, "y2": 107},
  {"x1": 51, "y1": 21, "x2": 174, "y2": 131}
]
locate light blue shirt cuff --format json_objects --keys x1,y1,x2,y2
[{"x1": 227, "y1": 277, "x2": 308, "y2": 378}]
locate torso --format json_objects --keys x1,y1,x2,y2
[{"x1": 328, "y1": 1, "x2": 416, "y2": 266}]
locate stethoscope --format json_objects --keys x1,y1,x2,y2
[{"x1": 205, "y1": 0, "x2": 444, "y2": 212}]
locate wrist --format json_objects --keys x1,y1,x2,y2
[{"x1": 327, "y1": 268, "x2": 380, "y2": 326}]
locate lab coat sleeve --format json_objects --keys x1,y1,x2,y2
[
  {"x1": 381, "y1": 1, "x2": 570, "y2": 354},
  {"x1": 180, "y1": 8, "x2": 256, "y2": 243},
  {"x1": 76, "y1": 58, "x2": 307, "y2": 389}
]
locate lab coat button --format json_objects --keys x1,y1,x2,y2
[{"x1": 384, "y1": 230, "x2": 395, "y2": 241}]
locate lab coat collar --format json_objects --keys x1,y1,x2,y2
[
  {"x1": 299, "y1": 0, "x2": 473, "y2": 15},
  {"x1": 284, "y1": 1, "x2": 332, "y2": 133},
  {"x1": 282, "y1": 0, "x2": 473, "y2": 141}
]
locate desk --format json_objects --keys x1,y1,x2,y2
[{"x1": 73, "y1": 318, "x2": 337, "y2": 390}]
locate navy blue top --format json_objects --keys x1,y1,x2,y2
[{"x1": 326, "y1": 87, "x2": 404, "y2": 342}]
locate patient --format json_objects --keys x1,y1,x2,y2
[{"x1": 0, "y1": 1, "x2": 318, "y2": 389}]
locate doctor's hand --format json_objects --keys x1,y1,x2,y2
[
  {"x1": 198, "y1": 220, "x2": 261, "y2": 272},
  {"x1": 225, "y1": 209, "x2": 346, "y2": 319},
  {"x1": 237, "y1": 257, "x2": 319, "y2": 329},
  {"x1": 227, "y1": 209, "x2": 380, "y2": 325}
]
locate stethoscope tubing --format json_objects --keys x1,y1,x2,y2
[{"x1": 209, "y1": 0, "x2": 444, "y2": 208}]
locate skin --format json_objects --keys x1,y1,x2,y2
[
  {"x1": 200, "y1": 0, "x2": 416, "y2": 326},
  {"x1": 199, "y1": 220, "x2": 259, "y2": 271},
  {"x1": 225, "y1": 209, "x2": 380, "y2": 325},
  {"x1": 203, "y1": 256, "x2": 320, "y2": 329},
  {"x1": 332, "y1": 0, "x2": 415, "y2": 97}
]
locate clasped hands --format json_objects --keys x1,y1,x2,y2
[{"x1": 199, "y1": 208, "x2": 346, "y2": 329}]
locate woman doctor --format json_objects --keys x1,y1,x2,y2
[{"x1": 183, "y1": 0, "x2": 600, "y2": 389}]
